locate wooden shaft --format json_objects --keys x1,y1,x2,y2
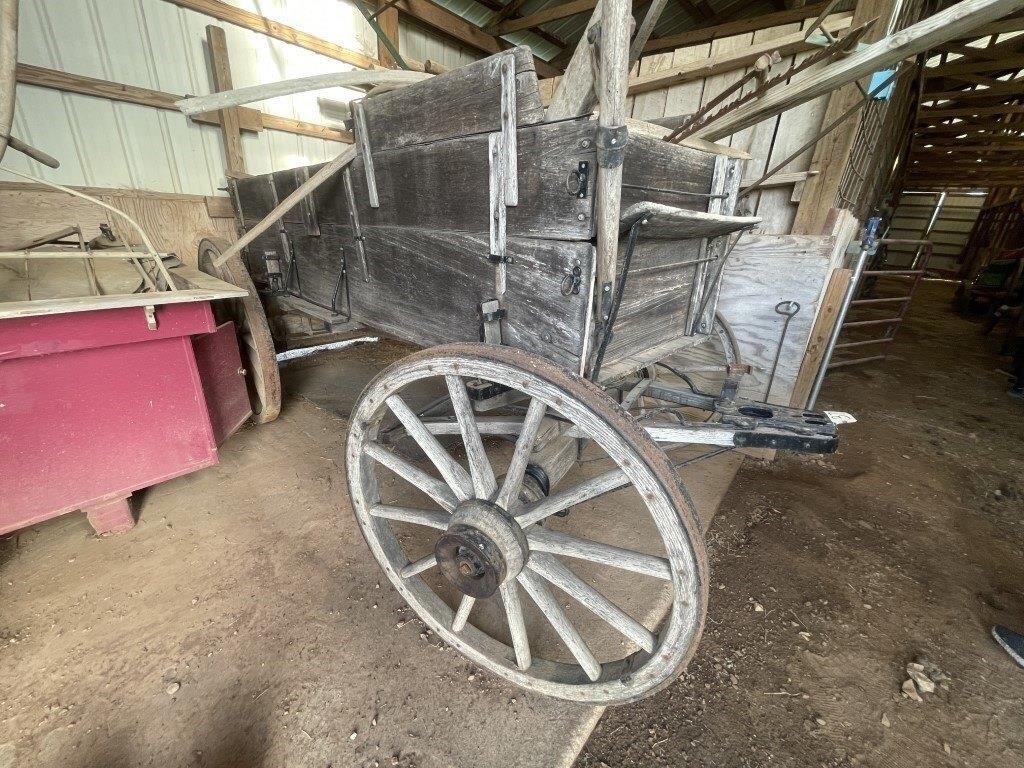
[
  {"x1": 211, "y1": 146, "x2": 357, "y2": 267},
  {"x1": 696, "y1": 0, "x2": 1024, "y2": 141},
  {"x1": 2, "y1": 132, "x2": 59, "y2": 168}
]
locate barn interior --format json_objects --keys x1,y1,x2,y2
[{"x1": 2, "y1": 0, "x2": 1024, "y2": 766}]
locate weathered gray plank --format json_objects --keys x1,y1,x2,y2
[
  {"x1": 328, "y1": 225, "x2": 593, "y2": 369},
  {"x1": 360, "y1": 48, "x2": 544, "y2": 152},
  {"x1": 322, "y1": 119, "x2": 599, "y2": 241},
  {"x1": 621, "y1": 133, "x2": 720, "y2": 212}
]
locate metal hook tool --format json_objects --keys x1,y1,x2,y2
[{"x1": 765, "y1": 300, "x2": 801, "y2": 402}]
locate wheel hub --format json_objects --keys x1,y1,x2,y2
[{"x1": 435, "y1": 499, "x2": 528, "y2": 598}]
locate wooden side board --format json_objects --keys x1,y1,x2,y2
[{"x1": 274, "y1": 222, "x2": 593, "y2": 370}]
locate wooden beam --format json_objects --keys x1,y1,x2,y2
[
  {"x1": 642, "y1": 1, "x2": 835, "y2": 54},
  {"x1": 15, "y1": 63, "x2": 352, "y2": 143},
  {"x1": 700, "y1": 0, "x2": 1024, "y2": 142},
  {"x1": 918, "y1": 103, "x2": 1024, "y2": 118},
  {"x1": 924, "y1": 79, "x2": 1024, "y2": 100},
  {"x1": 482, "y1": 0, "x2": 531, "y2": 33},
  {"x1": 496, "y1": 0, "x2": 597, "y2": 34},
  {"x1": 377, "y1": 0, "x2": 401, "y2": 68},
  {"x1": 206, "y1": 25, "x2": 245, "y2": 176},
  {"x1": 914, "y1": 141, "x2": 1024, "y2": 151},
  {"x1": 395, "y1": 0, "x2": 561, "y2": 77},
  {"x1": 925, "y1": 53, "x2": 1024, "y2": 77},
  {"x1": 164, "y1": 0, "x2": 377, "y2": 70},
  {"x1": 628, "y1": 16, "x2": 852, "y2": 95}
]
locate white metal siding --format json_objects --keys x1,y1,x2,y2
[
  {"x1": 3, "y1": 0, "x2": 477, "y2": 195},
  {"x1": 887, "y1": 192, "x2": 985, "y2": 271}
]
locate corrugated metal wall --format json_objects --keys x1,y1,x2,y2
[
  {"x1": 3, "y1": 0, "x2": 476, "y2": 196},
  {"x1": 886, "y1": 191, "x2": 985, "y2": 271}
]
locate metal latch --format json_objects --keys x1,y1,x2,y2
[
  {"x1": 566, "y1": 161, "x2": 590, "y2": 198},
  {"x1": 487, "y1": 253, "x2": 514, "y2": 264},
  {"x1": 143, "y1": 305, "x2": 157, "y2": 331},
  {"x1": 561, "y1": 263, "x2": 583, "y2": 296}
]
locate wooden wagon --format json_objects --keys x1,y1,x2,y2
[{"x1": 228, "y1": 44, "x2": 844, "y2": 704}]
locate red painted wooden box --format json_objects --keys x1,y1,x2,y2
[{"x1": 0, "y1": 301, "x2": 251, "y2": 536}]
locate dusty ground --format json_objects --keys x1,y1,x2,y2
[
  {"x1": 576, "y1": 282, "x2": 1024, "y2": 767},
  {"x1": 3, "y1": 283, "x2": 1022, "y2": 767}
]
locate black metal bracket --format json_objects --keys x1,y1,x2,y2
[
  {"x1": 596, "y1": 125, "x2": 628, "y2": 168},
  {"x1": 480, "y1": 304, "x2": 506, "y2": 323},
  {"x1": 643, "y1": 381, "x2": 841, "y2": 454},
  {"x1": 488, "y1": 253, "x2": 514, "y2": 264},
  {"x1": 567, "y1": 161, "x2": 590, "y2": 198}
]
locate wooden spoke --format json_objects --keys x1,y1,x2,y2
[
  {"x1": 499, "y1": 580, "x2": 532, "y2": 670},
  {"x1": 526, "y1": 528, "x2": 671, "y2": 581},
  {"x1": 369, "y1": 504, "x2": 450, "y2": 530},
  {"x1": 495, "y1": 398, "x2": 548, "y2": 511},
  {"x1": 364, "y1": 442, "x2": 459, "y2": 512},
  {"x1": 452, "y1": 595, "x2": 476, "y2": 632},
  {"x1": 516, "y1": 467, "x2": 629, "y2": 528},
  {"x1": 386, "y1": 394, "x2": 473, "y2": 500},
  {"x1": 400, "y1": 553, "x2": 438, "y2": 578},
  {"x1": 444, "y1": 375, "x2": 497, "y2": 499},
  {"x1": 518, "y1": 568, "x2": 601, "y2": 682},
  {"x1": 528, "y1": 553, "x2": 656, "y2": 653}
]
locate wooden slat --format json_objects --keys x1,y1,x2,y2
[
  {"x1": 15, "y1": 63, "x2": 352, "y2": 143},
  {"x1": 163, "y1": 0, "x2": 377, "y2": 69}
]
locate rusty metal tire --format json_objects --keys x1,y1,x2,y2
[
  {"x1": 346, "y1": 343, "x2": 708, "y2": 704},
  {"x1": 197, "y1": 236, "x2": 281, "y2": 425}
]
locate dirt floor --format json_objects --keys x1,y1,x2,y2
[
  {"x1": 2, "y1": 282, "x2": 1023, "y2": 767},
  {"x1": 576, "y1": 282, "x2": 1024, "y2": 767}
]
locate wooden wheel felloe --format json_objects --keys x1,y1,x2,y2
[
  {"x1": 346, "y1": 343, "x2": 708, "y2": 704},
  {"x1": 197, "y1": 237, "x2": 281, "y2": 424}
]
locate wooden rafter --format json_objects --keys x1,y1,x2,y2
[
  {"x1": 495, "y1": 0, "x2": 600, "y2": 34},
  {"x1": 394, "y1": 0, "x2": 562, "y2": 76},
  {"x1": 476, "y1": 0, "x2": 572, "y2": 52},
  {"x1": 163, "y1": 0, "x2": 377, "y2": 69},
  {"x1": 642, "y1": 1, "x2": 836, "y2": 54}
]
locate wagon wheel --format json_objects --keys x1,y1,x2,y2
[
  {"x1": 197, "y1": 236, "x2": 282, "y2": 424},
  {"x1": 347, "y1": 343, "x2": 708, "y2": 704}
]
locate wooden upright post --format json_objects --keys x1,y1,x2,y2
[
  {"x1": 594, "y1": 0, "x2": 632, "y2": 293},
  {"x1": 206, "y1": 24, "x2": 246, "y2": 177},
  {"x1": 377, "y1": 0, "x2": 401, "y2": 68}
]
